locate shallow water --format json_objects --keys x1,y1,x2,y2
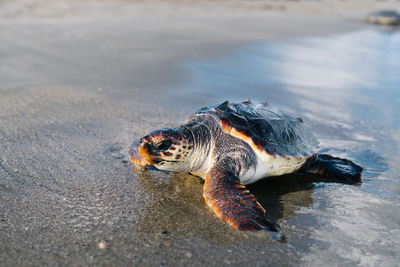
[{"x1": 169, "y1": 28, "x2": 400, "y2": 265}]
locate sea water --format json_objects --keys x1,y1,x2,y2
[{"x1": 175, "y1": 28, "x2": 400, "y2": 265}]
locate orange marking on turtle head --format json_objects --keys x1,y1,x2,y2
[
  {"x1": 130, "y1": 156, "x2": 148, "y2": 167},
  {"x1": 130, "y1": 142, "x2": 156, "y2": 166},
  {"x1": 138, "y1": 142, "x2": 149, "y2": 156},
  {"x1": 149, "y1": 134, "x2": 163, "y2": 144},
  {"x1": 143, "y1": 136, "x2": 152, "y2": 143}
]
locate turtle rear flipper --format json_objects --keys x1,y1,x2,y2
[
  {"x1": 203, "y1": 166, "x2": 279, "y2": 232},
  {"x1": 299, "y1": 154, "x2": 363, "y2": 184}
]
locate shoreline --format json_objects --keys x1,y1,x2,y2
[{"x1": 1, "y1": 0, "x2": 399, "y2": 20}]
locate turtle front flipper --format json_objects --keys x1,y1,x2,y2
[
  {"x1": 299, "y1": 154, "x2": 363, "y2": 184},
  {"x1": 203, "y1": 167, "x2": 279, "y2": 232}
]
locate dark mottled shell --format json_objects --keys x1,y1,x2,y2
[{"x1": 196, "y1": 100, "x2": 318, "y2": 157}]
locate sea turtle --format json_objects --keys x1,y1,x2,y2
[{"x1": 129, "y1": 100, "x2": 362, "y2": 232}]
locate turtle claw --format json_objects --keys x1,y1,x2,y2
[
  {"x1": 236, "y1": 217, "x2": 279, "y2": 232},
  {"x1": 271, "y1": 231, "x2": 286, "y2": 243}
]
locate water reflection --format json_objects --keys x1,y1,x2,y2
[
  {"x1": 184, "y1": 29, "x2": 399, "y2": 127},
  {"x1": 172, "y1": 28, "x2": 400, "y2": 265},
  {"x1": 134, "y1": 166, "x2": 369, "y2": 244}
]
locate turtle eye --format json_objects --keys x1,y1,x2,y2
[{"x1": 154, "y1": 140, "x2": 172, "y2": 151}]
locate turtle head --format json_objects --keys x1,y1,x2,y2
[{"x1": 129, "y1": 127, "x2": 194, "y2": 172}]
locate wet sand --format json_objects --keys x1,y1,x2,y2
[
  {"x1": 180, "y1": 28, "x2": 400, "y2": 265},
  {"x1": 1, "y1": 0, "x2": 399, "y2": 266}
]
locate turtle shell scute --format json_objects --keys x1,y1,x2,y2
[{"x1": 195, "y1": 100, "x2": 318, "y2": 157}]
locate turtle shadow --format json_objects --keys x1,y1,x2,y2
[
  {"x1": 132, "y1": 168, "x2": 339, "y2": 243},
  {"x1": 247, "y1": 173, "x2": 315, "y2": 225},
  {"x1": 248, "y1": 173, "x2": 343, "y2": 226},
  {"x1": 249, "y1": 171, "x2": 364, "y2": 226}
]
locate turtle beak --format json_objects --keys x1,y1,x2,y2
[{"x1": 129, "y1": 140, "x2": 157, "y2": 168}]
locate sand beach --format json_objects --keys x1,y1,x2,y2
[{"x1": 1, "y1": 0, "x2": 399, "y2": 265}]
